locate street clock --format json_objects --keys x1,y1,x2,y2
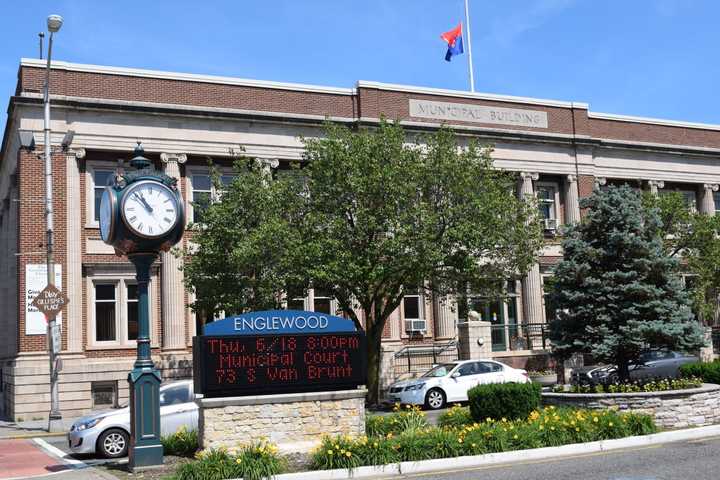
[
  {"x1": 99, "y1": 142, "x2": 185, "y2": 469},
  {"x1": 99, "y1": 143, "x2": 184, "y2": 255}
]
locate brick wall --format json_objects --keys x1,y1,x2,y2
[{"x1": 17, "y1": 149, "x2": 67, "y2": 352}]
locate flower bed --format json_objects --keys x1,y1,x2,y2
[
  {"x1": 543, "y1": 383, "x2": 720, "y2": 429},
  {"x1": 309, "y1": 406, "x2": 656, "y2": 470},
  {"x1": 554, "y1": 376, "x2": 703, "y2": 394}
]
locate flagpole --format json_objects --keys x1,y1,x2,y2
[{"x1": 464, "y1": 0, "x2": 475, "y2": 92}]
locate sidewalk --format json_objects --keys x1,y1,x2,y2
[{"x1": 0, "y1": 418, "x2": 77, "y2": 439}]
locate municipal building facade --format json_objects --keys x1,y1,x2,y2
[{"x1": 1, "y1": 58, "x2": 719, "y2": 420}]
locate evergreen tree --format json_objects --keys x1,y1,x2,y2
[{"x1": 549, "y1": 185, "x2": 706, "y2": 381}]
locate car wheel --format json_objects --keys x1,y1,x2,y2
[
  {"x1": 425, "y1": 388, "x2": 446, "y2": 410},
  {"x1": 98, "y1": 428, "x2": 129, "y2": 458}
]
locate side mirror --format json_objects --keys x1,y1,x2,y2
[{"x1": 451, "y1": 371, "x2": 461, "y2": 379}]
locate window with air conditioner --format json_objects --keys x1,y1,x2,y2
[
  {"x1": 536, "y1": 183, "x2": 559, "y2": 232},
  {"x1": 403, "y1": 293, "x2": 426, "y2": 333}
]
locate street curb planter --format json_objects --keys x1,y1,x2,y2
[
  {"x1": 530, "y1": 374, "x2": 556, "y2": 386},
  {"x1": 542, "y1": 383, "x2": 720, "y2": 429},
  {"x1": 218, "y1": 424, "x2": 720, "y2": 480}
]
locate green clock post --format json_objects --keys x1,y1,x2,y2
[{"x1": 99, "y1": 143, "x2": 185, "y2": 470}]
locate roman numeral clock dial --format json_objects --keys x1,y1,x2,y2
[{"x1": 120, "y1": 180, "x2": 179, "y2": 238}]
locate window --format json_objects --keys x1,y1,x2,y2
[
  {"x1": 536, "y1": 182, "x2": 559, "y2": 230},
  {"x1": 660, "y1": 188, "x2": 697, "y2": 212},
  {"x1": 95, "y1": 284, "x2": 117, "y2": 342},
  {"x1": 403, "y1": 293, "x2": 426, "y2": 333},
  {"x1": 87, "y1": 165, "x2": 115, "y2": 225},
  {"x1": 480, "y1": 361, "x2": 504, "y2": 373},
  {"x1": 456, "y1": 362, "x2": 479, "y2": 376},
  {"x1": 714, "y1": 191, "x2": 720, "y2": 213},
  {"x1": 541, "y1": 275, "x2": 557, "y2": 323},
  {"x1": 190, "y1": 172, "x2": 235, "y2": 223},
  {"x1": 91, "y1": 381, "x2": 118, "y2": 408},
  {"x1": 92, "y1": 280, "x2": 144, "y2": 346},
  {"x1": 313, "y1": 288, "x2": 333, "y2": 314},
  {"x1": 160, "y1": 384, "x2": 191, "y2": 406},
  {"x1": 285, "y1": 285, "x2": 306, "y2": 311}
]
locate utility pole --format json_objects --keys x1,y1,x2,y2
[{"x1": 43, "y1": 13, "x2": 64, "y2": 433}]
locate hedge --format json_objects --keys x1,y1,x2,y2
[
  {"x1": 467, "y1": 382, "x2": 541, "y2": 422},
  {"x1": 680, "y1": 360, "x2": 720, "y2": 384}
]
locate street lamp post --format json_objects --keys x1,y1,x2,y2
[{"x1": 44, "y1": 13, "x2": 63, "y2": 432}]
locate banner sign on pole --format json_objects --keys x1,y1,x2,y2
[{"x1": 25, "y1": 264, "x2": 62, "y2": 335}]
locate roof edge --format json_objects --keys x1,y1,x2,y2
[{"x1": 19, "y1": 58, "x2": 356, "y2": 96}]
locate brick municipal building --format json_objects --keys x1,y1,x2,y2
[{"x1": 1, "y1": 58, "x2": 719, "y2": 420}]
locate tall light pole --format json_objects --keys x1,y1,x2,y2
[{"x1": 44, "y1": 13, "x2": 63, "y2": 432}]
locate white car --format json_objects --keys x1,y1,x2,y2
[
  {"x1": 386, "y1": 360, "x2": 530, "y2": 410},
  {"x1": 67, "y1": 380, "x2": 198, "y2": 458}
]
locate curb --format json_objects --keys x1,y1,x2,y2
[
  {"x1": 260, "y1": 424, "x2": 720, "y2": 480},
  {"x1": 0, "y1": 432, "x2": 67, "y2": 440}
]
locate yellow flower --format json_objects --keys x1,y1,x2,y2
[
  {"x1": 513, "y1": 434, "x2": 519, "y2": 439},
  {"x1": 471, "y1": 443, "x2": 477, "y2": 448},
  {"x1": 608, "y1": 422, "x2": 614, "y2": 427},
  {"x1": 373, "y1": 442, "x2": 379, "y2": 448},
  {"x1": 340, "y1": 449, "x2": 346, "y2": 455},
  {"x1": 328, "y1": 450, "x2": 334, "y2": 455},
  {"x1": 345, "y1": 451, "x2": 352, "y2": 458},
  {"x1": 458, "y1": 438, "x2": 463, "y2": 443},
  {"x1": 501, "y1": 417, "x2": 507, "y2": 423},
  {"x1": 593, "y1": 417, "x2": 599, "y2": 423},
  {"x1": 550, "y1": 426, "x2": 555, "y2": 431},
  {"x1": 575, "y1": 427, "x2": 580, "y2": 432},
  {"x1": 236, "y1": 458, "x2": 242, "y2": 464},
  {"x1": 539, "y1": 425, "x2": 544, "y2": 430}
]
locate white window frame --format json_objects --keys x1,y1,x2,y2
[
  {"x1": 86, "y1": 162, "x2": 116, "y2": 228},
  {"x1": 536, "y1": 181, "x2": 560, "y2": 230},
  {"x1": 402, "y1": 293, "x2": 427, "y2": 334},
  {"x1": 87, "y1": 272, "x2": 155, "y2": 349},
  {"x1": 186, "y1": 167, "x2": 235, "y2": 224}
]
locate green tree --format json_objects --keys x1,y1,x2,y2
[
  {"x1": 183, "y1": 121, "x2": 543, "y2": 403},
  {"x1": 644, "y1": 191, "x2": 720, "y2": 326},
  {"x1": 549, "y1": 186, "x2": 705, "y2": 381},
  {"x1": 182, "y1": 159, "x2": 305, "y2": 317}
]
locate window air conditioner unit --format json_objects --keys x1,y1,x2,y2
[{"x1": 543, "y1": 218, "x2": 558, "y2": 231}]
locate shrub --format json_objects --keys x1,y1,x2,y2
[
  {"x1": 467, "y1": 382, "x2": 541, "y2": 422},
  {"x1": 310, "y1": 407, "x2": 657, "y2": 470},
  {"x1": 173, "y1": 439, "x2": 285, "y2": 480},
  {"x1": 438, "y1": 404, "x2": 473, "y2": 429},
  {"x1": 680, "y1": 360, "x2": 720, "y2": 384},
  {"x1": 162, "y1": 426, "x2": 199, "y2": 457},
  {"x1": 365, "y1": 404, "x2": 428, "y2": 437}
]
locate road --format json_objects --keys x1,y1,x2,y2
[{"x1": 394, "y1": 436, "x2": 720, "y2": 480}]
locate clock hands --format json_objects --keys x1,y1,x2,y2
[{"x1": 134, "y1": 192, "x2": 154, "y2": 213}]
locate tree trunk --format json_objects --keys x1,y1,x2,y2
[
  {"x1": 617, "y1": 358, "x2": 630, "y2": 383},
  {"x1": 365, "y1": 326, "x2": 383, "y2": 406}
]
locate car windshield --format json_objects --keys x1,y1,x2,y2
[{"x1": 422, "y1": 364, "x2": 456, "y2": 378}]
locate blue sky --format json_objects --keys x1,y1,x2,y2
[{"x1": 1, "y1": 0, "x2": 719, "y2": 135}]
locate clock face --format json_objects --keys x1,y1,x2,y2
[
  {"x1": 99, "y1": 188, "x2": 115, "y2": 242},
  {"x1": 121, "y1": 180, "x2": 179, "y2": 238}
]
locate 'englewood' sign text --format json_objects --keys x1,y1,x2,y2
[{"x1": 409, "y1": 99, "x2": 548, "y2": 129}]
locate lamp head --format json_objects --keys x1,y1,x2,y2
[{"x1": 47, "y1": 15, "x2": 63, "y2": 33}]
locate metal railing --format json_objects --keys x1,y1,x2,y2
[
  {"x1": 392, "y1": 340, "x2": 459, "y2": 375},
  {"x1": 490, "y1": 323, "x2": 549, "y2": 351}
]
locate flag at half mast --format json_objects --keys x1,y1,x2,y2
[{"x1": 441, "y1": 22, "x2": 464, "y2": 61}]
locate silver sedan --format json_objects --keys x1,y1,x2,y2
[{"x1": 67, "y1": 380, "x2": 198, "y2": 458}]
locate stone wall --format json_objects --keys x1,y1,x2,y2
[
  {"x1": 198, "y1": 389, "x2": 366, "y2": 452},
  {"x1": 542, "y1": 384, "x2": 720, "y2": 429}
]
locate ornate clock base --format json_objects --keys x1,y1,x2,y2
[
  {"x1": 128, "y1": 368, "x2": 163, "y2": 470},
  {"x1": 127, "y1": 253, "x2": 163, "y2": 471}
]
